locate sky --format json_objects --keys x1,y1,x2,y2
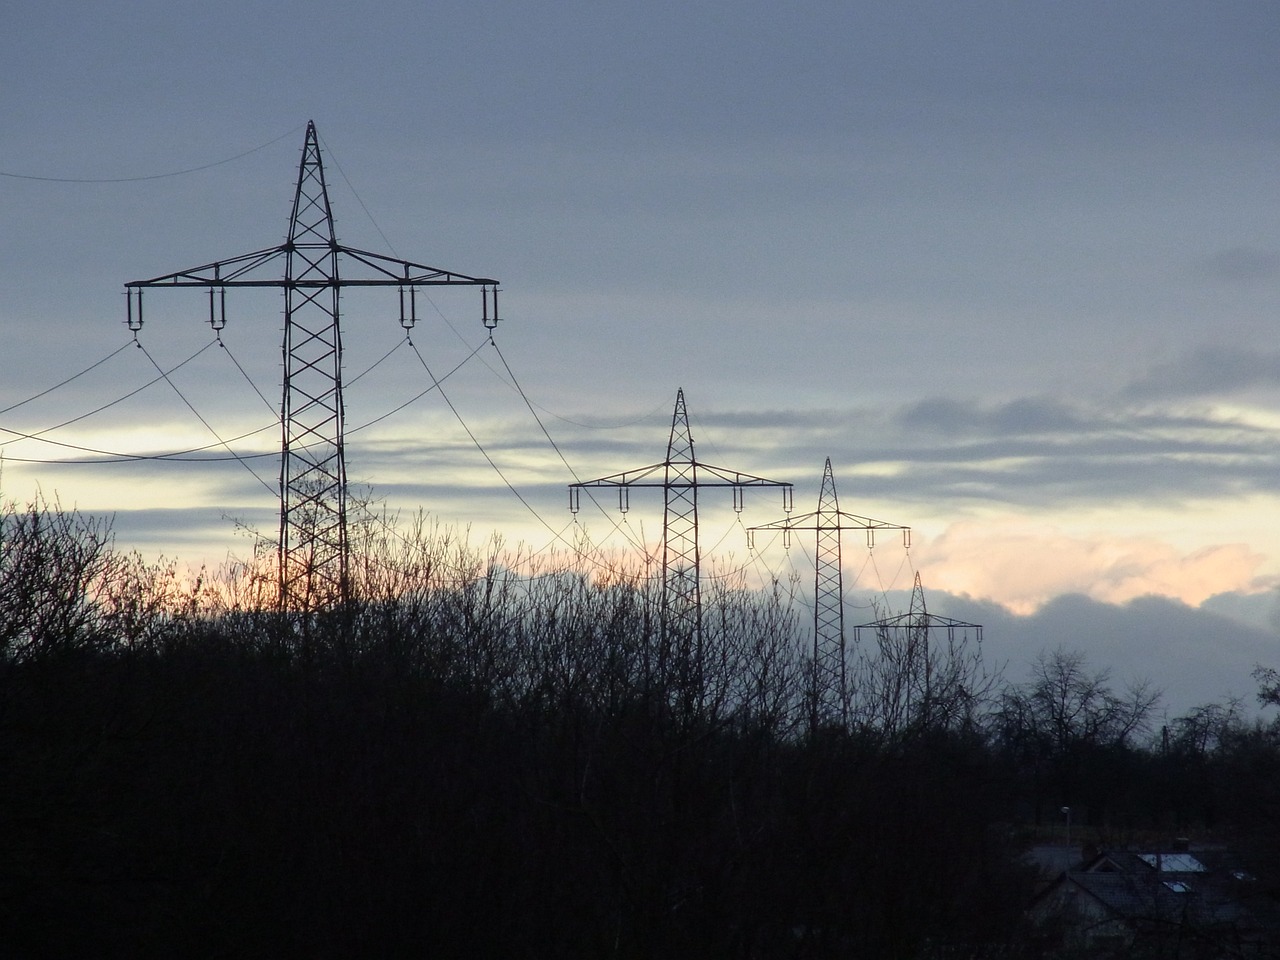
[{"x1": 3, "y1": 0, "x2": 1280, "y2": 716}]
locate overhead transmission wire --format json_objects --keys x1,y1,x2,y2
[
  {"x1": 359, "y1": 332, "x2": 626, "y2": 581},
  {"x1": 0, "y1": 327, "x2": 425, "y2": 465},
  {"x1": 675, "y1": 403, "x2": 794, "y2": 584},
  {"x1": 346, "y1": 336, "x2": 484, "y2": 437},
  {"x1": 0, "y1": 126, "x2": 304, "y2": 184},
  {"x1": 486, "y1": 373, "x2": 670, "y2": 431},
  {"x1": 322, "y1": 131, "x2": 627, "y2": 570},
  {"x1": 0, "y1": 338, "x2": 225, "y2": 457},
  {"x1": 0, "y1": 424, "x2": 280, "y2": 465},
  {"x1": 0, "y1": 323, "x2": 812, "y2": 597},
  {"x1": 405, "y1": 336, "x2": 575, "y2": 547},
  {"x1": 0, "y1": 341, "x2": 135, "y2": 417},
  {"x1": 286, "y1": 334, "x2": 507, "y2": 578},
  {"x1": 335, "y1": 334, "x2": 584, "y2": 584},
  {"x1": 0, "y1": 335, "x2": 285, "y2": 463},
  {"x1": 489, "y1": 340, "x2": 647, "y2": 554},
  {"x1": 492, "y1": 338, "x2": 738, "y2": 576},
  {"x1": 217, "y1": 335, "x2": 277, "y2": 415},
  {"x1": 317, "y1": 132, "x2": 492, "y2": 362},
  {"x1": 20, "y1": 339, "x2": 216, "y2": 437},
  {"x1": 133, "y1": 340, "x2": 275, "y2": 497}
]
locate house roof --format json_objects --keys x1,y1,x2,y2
[
  {"x1": 1067, "y1": 870, "x2": 1192, "y2": 924},
  {"x1": 1044, "y1": 846, "x2": 1275, "y2": 936},
  {"x1": 1137, "y1": 852, "x2": 1206, "y2": 873}
]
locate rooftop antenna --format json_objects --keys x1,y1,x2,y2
[
  {"x1": 124, "y1": 121, "x2": 501, "y2": 611},
  {"x1": 748, "y1": 457, "x2": 910, "y2": 733},
  {"x1": 569, "y1": 388, "x2": 792, "y2": 716}
]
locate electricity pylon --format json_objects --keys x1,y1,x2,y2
[
  {"x1": 124, "y1": 121, "x2": 500, "y2": 611},
  {"x1": 569, "y1": 388, "x2": 792, "y2": 710},
  {"x1": 748, "y1": 457, "x2": 909, "y2": 731},
  {"x1": 856, "y1": 570, "x2": 984, "y2": 658},
  {"x1": 852, "y1": 571, "x2": 984, "y2": 734}
]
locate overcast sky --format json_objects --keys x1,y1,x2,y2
[{"x1": 3, "y1": 0, "x2": 1280, "y2": 715}]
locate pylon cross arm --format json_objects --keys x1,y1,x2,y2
[
  {"x1": 832, "y1": 513, "x2": 910, "y2": 531},
  {"x1": 854, "y1": 613, "x2": 980, "y2": 629},
  {"x1": 127, "y1": 245, "x2": 287, "y2": 287},
  {"x1": 694, "y1": 462, "x2": 791, "y2": 487},
  {"x1": 127, "y1": 243, "x2": 498, "y2": 290},
  {"x1": 340, "y1": 246, "x2": 497, "y2": 285},
  {"x1": 570, "y1": 461, "x2": 670, "y2": 487}
]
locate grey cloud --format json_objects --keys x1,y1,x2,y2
[
  {"x1": 1123, "y1": 345, "x2": 1280, "y2": 400},
  {"x1": 103, "y1": 505, "x2": 274, "y2": 562},
  {"x1": 870, "y1": 587, "x2": 1280, "y2": 720},
  {"x1": 899, "y1": 396, "x2": 1089, "y2": 435},
  {"x1": 1201, "y1": 588, "x2": 1280, "y2": 634},
  {"x1": 1194, "y1": 246, "x2": 1280, "y2": 283},
  {"x1": 24, "y1": 379, "x2": 1276, "y2": 540},
  {"x1": 714, "y1": 396, "x2": 1280, "y2": 510}
]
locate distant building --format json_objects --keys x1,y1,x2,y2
[{"x1": 1028, "y1": 845, "x2": 1280, "y2": 958}]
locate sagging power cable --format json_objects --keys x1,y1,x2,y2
[
  {"x1": 0, "y1": 340, "x2": 135, "y2": 417},
  {"x1": 489, "y1": 339, "x2": 648, "y2": 554},
  {"x1": 405, "y1": 336, "x2": 573, "y2": 546},
  {"x1": 0, "y1": 339, "x2": 219, "y2": 448},
  {"x1": 135, "y1": 340, "x2": 275, "y2": 497},
  {"x1": 0, "y1": 126, "x2": 303, "y2": 184}
]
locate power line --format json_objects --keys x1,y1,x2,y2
[
  {"x1": 217, "y1": 337, "x2": 277, "y2": 415},
  {"x1": 0, "y1": 126, "x2": 304, "y2": 184},
  {"x1": 0, "y1": 339, "x2": 220, "y2": 452},
  {"x1": 0, "y1": 329, "x2": 477, "y2": 464},
  {"x1": 0, "y1": 331, "x2": 280, "y2": 463},
  {"x1": 346, "y1": 336, "x2": 487, "y2": 436},
  {"x1": 490, "y1": 339, "x2": 647, "y2": 553},
  {"x1": 135, "y1": 340, "x2": 275, "y2": 497},
  {"x1": 315, "y1": 132, "x2": 400, "y2": 258},
  {"x1": 405, "y1": 336, "x2": 573, "y2": 547},
  {"x1": 0, "y1": 341, "x2": 135, "y2": 417}
]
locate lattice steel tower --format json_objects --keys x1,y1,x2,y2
[
  {"x1": 124, "y1": 121, "x2": 500, "y2": 610},
  {"x1": 748, "y1": 458, "x2": 909, "y2": 730},
  {"x1": 569, "y1": 389, "x2": 792, "y2": 702},
  {"x1": 852, "y1": 571, "x2": 984, "y2": 733}
]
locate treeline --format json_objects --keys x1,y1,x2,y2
[{"x1": 1, "y1": 495, "x2": 1279, "y2": 958}]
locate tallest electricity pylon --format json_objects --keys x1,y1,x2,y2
[{"x1": 125, "y1": 122, "x2": 501, "y2": 610}]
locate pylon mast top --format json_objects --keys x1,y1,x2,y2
[
  {"x1": 572, "y1": 459, "x2": 795, "y2": 490},
  {"x1": 570, "y1": 388, "x2": 794, "y2": 504},
  {"x1": 747, "y1": 457, "x2": 910, "y2": 548},
  {"x1": 855, "y1": 571, "x2": 982, "y2": 633},
  {"x1": 127, "y1": 123, "x2": 498, "y2": 295}
]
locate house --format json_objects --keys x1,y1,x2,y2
[{"x1": 1029, "y1": 845, "x2": 1280, "y2": 958}]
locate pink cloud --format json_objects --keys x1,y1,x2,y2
[{"x1": 912, "y1": 521, "x2": 1274, "y2": 614}]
